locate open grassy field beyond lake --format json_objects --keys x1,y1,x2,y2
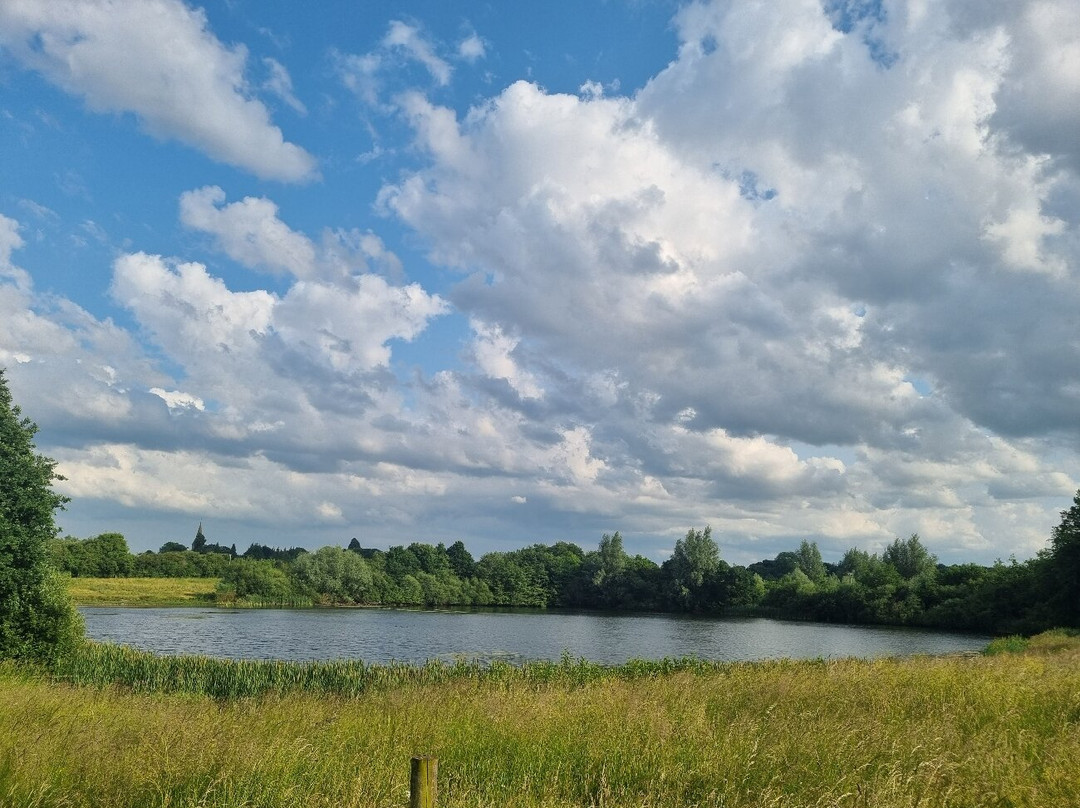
[
  {"x1": 66, "y1": 576, "x2": 219, "y2": 606},
  {"x1": 2, "y1": 632, "x2": 1078, "y2": 808}
]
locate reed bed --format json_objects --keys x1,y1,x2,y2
[
  {"x1": 52, "y1": 641, "x2": 725, "y2": 699},
  {"x1": 2, "y1": 633, "x2": 1078, "y2": 807}
]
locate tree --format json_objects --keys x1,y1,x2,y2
[
  {"x1": 0, "y1": 370, "x2": 83, "y2": 662},
  {"x1": 663, "y1": 527, "x2": 720, "y2": 610},
  {"x1": 409, "y1": 542, "x2": 451, "y2": 575},
  {"x1": 221, "y1": 558, "x2": 294, "y2": 601},
  {"x1": 596, "y1": 532, "x2": 626, "y2": 583},
  {"x1": 795, "y1": 540, "x2": 827, "y2": 583},
  {"x1": 593, "y1": 532, "x2": 629, "y2": 608},
  {"x1": 385, "y1": 545, "x2": 421, "y2": 578},
  {"x1": 446, "y1": 540, "x2": 475, "y2": 578},
  {"x1": 192, "y1": 523, "x2": 207, "y2": 553},
  {"x1": 159, "y1": 541, "x2": 187, "y2": 553},
  {"x1": 883, "y1": 534, "x2": 936, "y2": 580},
  {"x1": 1044, "y1": 490, "x2": 1080, "y2": 627},
  {"x1": 291, "y1": 546, "x2": 373, "y2": 603}
]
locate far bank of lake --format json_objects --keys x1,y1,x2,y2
[{"x1": 80, "y1": 606, "x2": 991, "y2": 664}]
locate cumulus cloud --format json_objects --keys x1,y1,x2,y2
[
  {"x1": 0, "y1": 0, "x2": 316, "y2": 181},
  {"x1": 179, "y1": 186, "x2": 412, "y2": 286},
  {"x1": 110, "y1": 247, "x2": 446, "y2": 396},
  {"x1": 179, "y1": 186, "x2": 319, "y2": 278},
  {"x1": 373, "y1": 0, "x2": 1080, "y2": 559}
]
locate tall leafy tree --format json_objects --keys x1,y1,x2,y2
[
  {"x1": 883, "y1": 534, "x2": 937, "y2": 580},
  {"x1": 0, "y1": 370, "x2": 83, "y2": 662},
  {"x1": 664, "y1": 526, "x2": 720, "y2": 610},
  {"x1": 795, "y1": 540, "x2": 827, "y2": 583}
]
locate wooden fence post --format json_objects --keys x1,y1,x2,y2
[{"x1": 410, "y1": 755, "x2": 437, "y2": 808}]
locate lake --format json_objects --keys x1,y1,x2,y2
[{"x1": 80, "y1": 607, "x2": 992, "y2": 664}]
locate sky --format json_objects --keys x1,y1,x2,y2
[{"x1": 1, "y1": 0, "x2": 1078, "y2": 565}]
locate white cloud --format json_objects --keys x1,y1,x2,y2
[
  {"x1": 368, "y1": 0, "x2": 1080, "y2": 560},
  {"x1": 111, "y1": 252, "x2": 275, "y2": 370},
  {"x1": 458, "y1": 34, "x2": 485, "y2": 62},
  {"x1": 470, "y1": 319, "x2": 543, "y2": 400},
  {"x1": 275, "y1": 275, "x2": 447, "y2": 373},
  {"x1": 179, "y1": 186, "x2": 319, "y2": 278},
  {"x1": 336, "y1": 20, "x2": 463, "y2": 109},
  {"x1": 262, "y1": 57, "x2": 307, "y2": 115},
  {"x1": 179, "y1": 186, "x2": 413, "y2": 285},
  {"x1": 110, "y1": 247, "x2": 447, "y2": 389},
  {"x1": 0, "y1": 0, "x2": 316, "y2": 181},
  {"x1": 0, "y1": 214, "x2": 31, "y2": 290},
  {"x1": 149, "y1": 388, "x2": 205, "y2": 412},
  {"x1": 549, "y1": 426, "x2": 606, "y2": 486},
  {"x1": 383, "y1": 20, "x2": 452, "y2": 86}
]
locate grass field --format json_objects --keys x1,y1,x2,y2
[
  {"x1": 66, "y1": 576, "x2": 219, "y2": 606},
  {"x1": 1, "y1": 632, "x2": 1078, "y2": 807}
]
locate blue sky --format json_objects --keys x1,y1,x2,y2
[{"x1": 1, "y1": 0, "x2": 1078, "y2": 564}]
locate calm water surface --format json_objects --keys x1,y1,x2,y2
[{"x1": 80, "y1": 607, "x2": 991, "y2": 664}]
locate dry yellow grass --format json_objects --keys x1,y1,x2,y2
[{"x1": 66, "y1": 576, "x2": 219, "y2": 606}]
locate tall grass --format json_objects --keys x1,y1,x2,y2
[{"x1": 1, "y1": 633, "x2": 1077, "y2": 807}]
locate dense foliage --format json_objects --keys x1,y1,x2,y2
[
  {"x1": 0, "y1": 370, "x2": 83, "y2": 662},
  {"x1": 51, "y1": 501, "x2": 1080, "y2": 634}
]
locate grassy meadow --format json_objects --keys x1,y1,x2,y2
[
  {"x1": 66, "y1": 576, "x2": 219, "y2": 606},
  {"x1": 2, "y1": 632, "x2": 1079, "y2": 807}
]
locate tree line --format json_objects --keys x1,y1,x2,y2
[{"x1": 49, "y1": 513, "x2": 1080, "y2": 635}]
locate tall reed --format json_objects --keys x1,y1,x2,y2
[{"x1": 52, "y1": 640, "x2": 737, "y2": 699}]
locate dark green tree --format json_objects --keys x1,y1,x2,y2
[
  {"x1": 0, "y1": 370, "x2": 83, "y2": 662},
  {"x1": 1044, "y1": 490, "x2": 1080, "y2": 627},
  {"x1": 446, "y1": 540, "x2": 476, "y2": 578},
  {"x1": 159, "y1": 541, "x2": 187, "y2": 553},
  {"x1": 385, "y1": 545, "x2": 421, "y2": 578},
  {"x1": 192, "y1": 523, "x2": 207, "y2": 553}
]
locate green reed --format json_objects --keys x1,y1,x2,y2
[{"x1": 50, "y1": 640, "x2": 738, "y2": 699}]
